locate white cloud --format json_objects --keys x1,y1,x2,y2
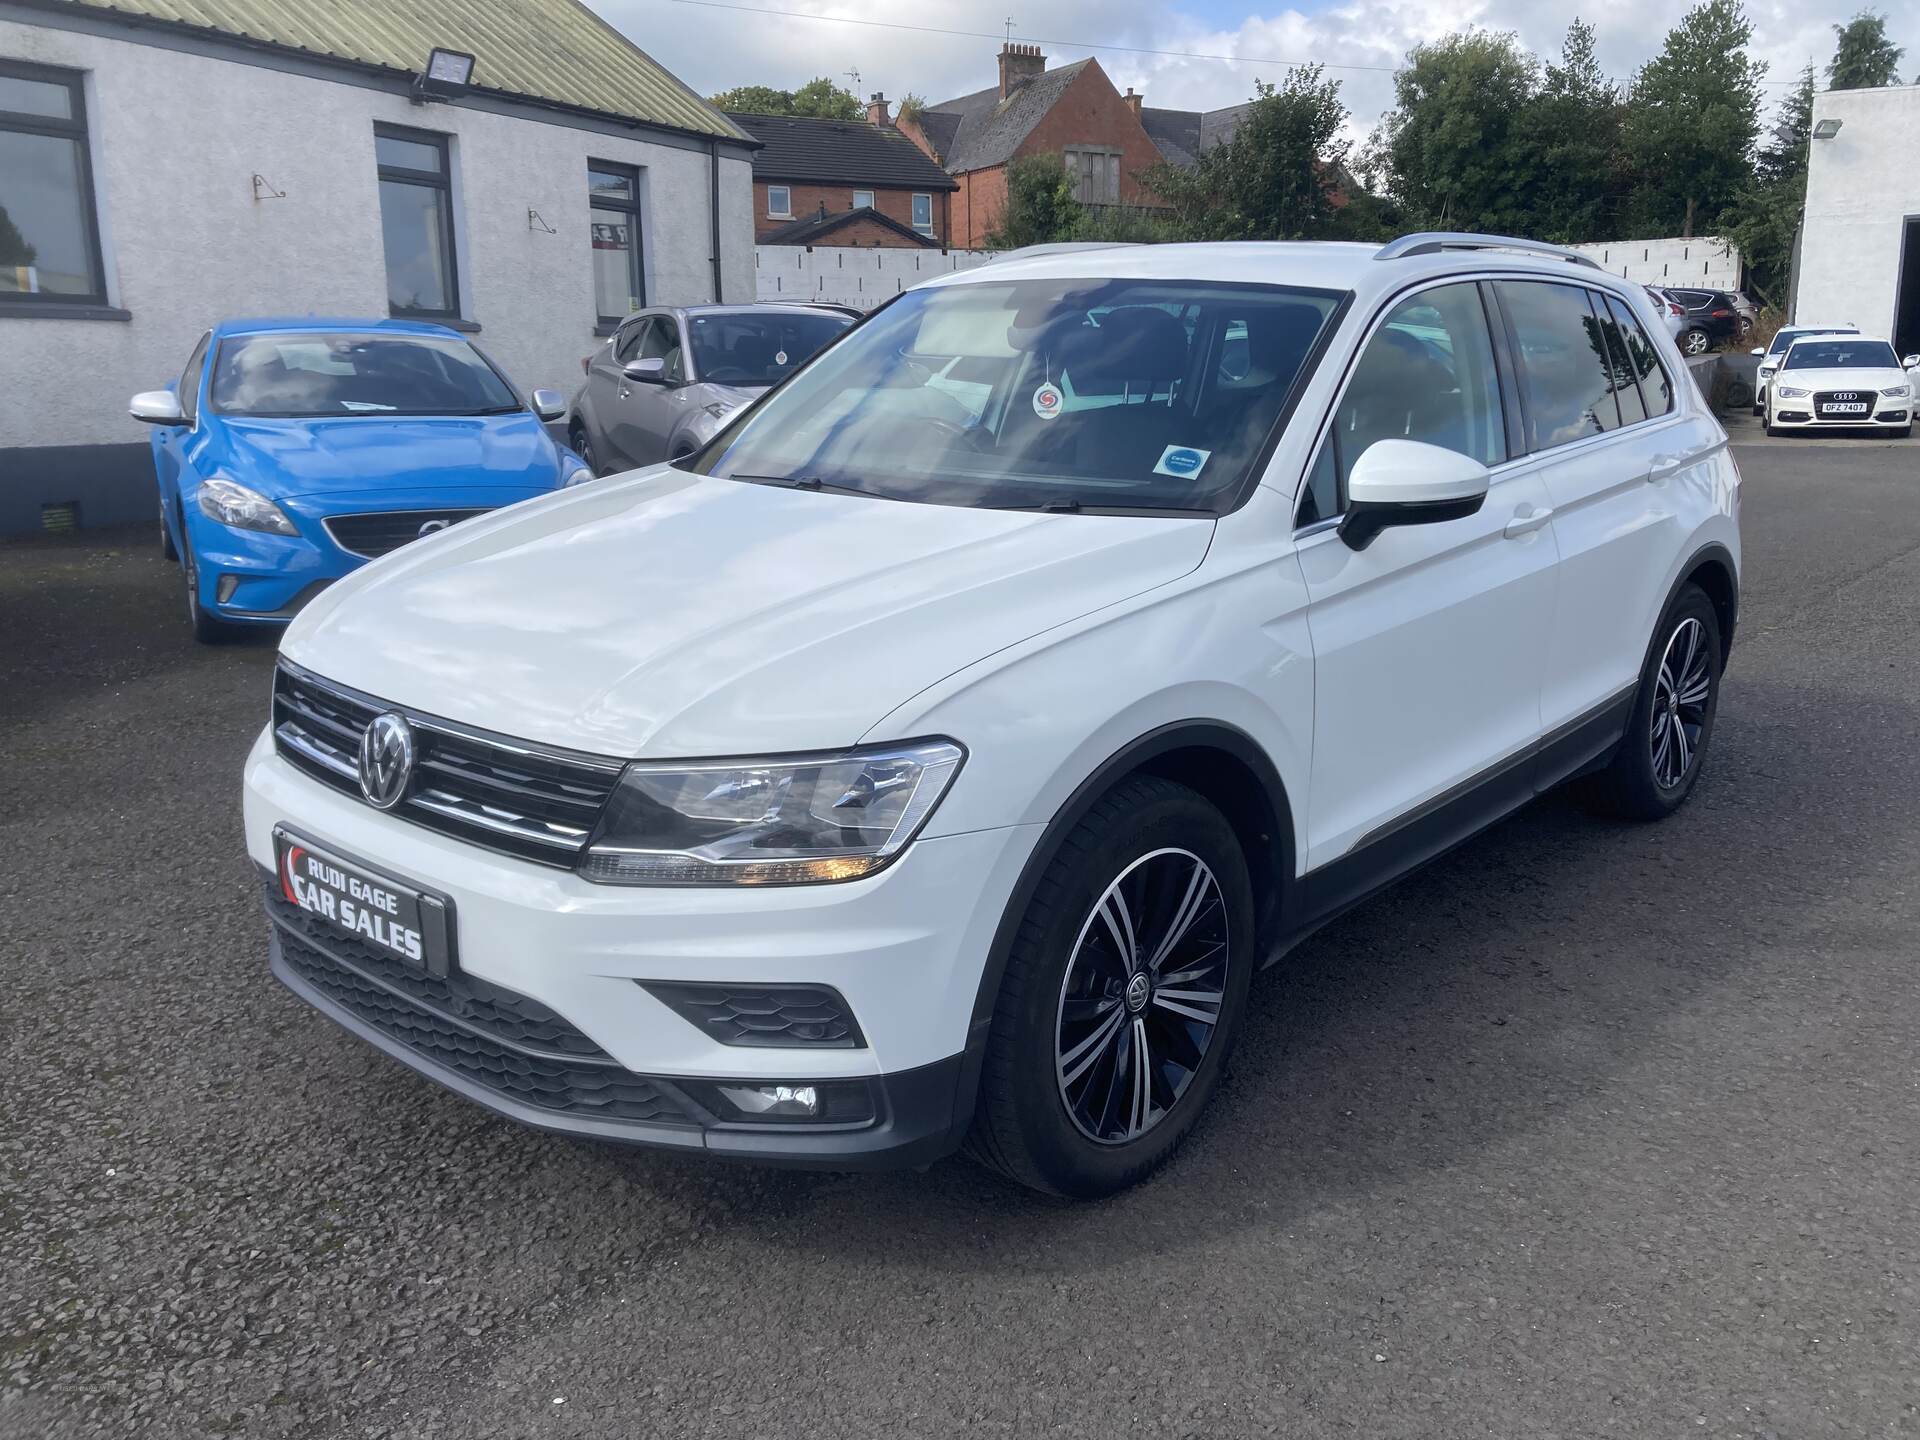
[{"x1": 591, "y1": 0, "x2": 1915, "y2": 136}]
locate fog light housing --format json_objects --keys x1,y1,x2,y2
[
  {"x1": 216, "y1": 574, "x2": 240, "y2": 604},
  {"x1": 682, "y1": 1077, "x2": 877, "y2": 1126}
]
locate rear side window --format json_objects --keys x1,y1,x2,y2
[
  {"x1": 1603, "y1": 294, "x2": 1673, "y2": 418},
  {"x1": 1496, "y1": 281, "x2": 1623, "y2": 449},
  {"x1": 1325, "y1": 282, "x2": 1506, "y2": 501}
]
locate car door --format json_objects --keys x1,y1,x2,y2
[
  {"x1": 604, "y1": 315, "x2": 687, "y2": 467},
  {"x1": 1491, "y1": 281, "x2": 1705, "y2": 750},
  {"x1": 1292, "y1": 279, "x2": 1560, "y2": 874},
  {"x1": 154, "y1": 331, "x2": 210, "y2": 547}
]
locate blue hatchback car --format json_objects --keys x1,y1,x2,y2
[{"x1": 132, "y1": 318, "x2": 588, "y2": 641}]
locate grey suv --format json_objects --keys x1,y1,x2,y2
[{"x1": 568, "y1": 304, "x2": 851, "y2": 474}]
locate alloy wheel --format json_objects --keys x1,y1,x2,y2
[
  {"x1": 1054, "y1": 847, "x2": 1229, "y2": 1145},
  {"x1": 1684, "y1": 330, "x2": 1710, "y2": 356},
  {"x1": 1650, "y1": 616, "x2": 1712, "y2": 789}
]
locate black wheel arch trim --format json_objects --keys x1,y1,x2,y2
[
  {"x1": 948, "y1": 720, "x2": 1299, "y2": 1144},
  {"x1": 1664, "y1": 541, "x2": 1739, "y2": 664}
]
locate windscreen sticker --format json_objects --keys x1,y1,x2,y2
[
  {"x1": 1153, "y1": 445, "x2": 1212, "y2": 478},
  {"x1": 774, "y1": 350, "x2": 788, "y2": 366},
  {"x1": 1031, "y1": 382, "x2": 1064, "y2": 420}
]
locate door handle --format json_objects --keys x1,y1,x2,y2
[
  {"x1": 617, "y1": 384, "x2": 631, "y2": 400},
  {"x1": 1503, "y1": 505, "x2": 1554, "y2": 539},
  {"x1": 1648, "y1": 454, "x2": 1684, "y2": 484}
]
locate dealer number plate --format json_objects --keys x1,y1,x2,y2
[{"x1": 273, "y1": 828, "x2": 454, "y2": 976}]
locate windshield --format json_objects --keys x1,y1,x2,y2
[
  {"x1": 1782, "y1": 338, "x2": 1899, "y2": 370},
  {"x1": 210, "y1": 333, "x2": 520, "y2": 418},
  {"x1": 688, "y1": 311, "x2": 852, "y2": 389},
  {"x1": 692, "y1": 278, "x2": 1343, "y2": 512},
  {"x1": 1769, "y1": 328, "x2": 1853, "y2": 358}
]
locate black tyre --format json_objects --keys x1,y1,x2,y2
[
  {"x1": 181, "y1": 531, "x2": 238, "y2": 645},
  {"x1": 570, "y1": 425, "x2": 600, "y2": 477},
  {"x1": 967, "y1": 776, "x2": 1255, "y2": 1198},
  {"x1": 1893, "y1": 426, "x2": 1913, "y2": 440},
  {"x1": 160, "y1": 493, "x2": 178, "y2": 561},
  {"x1": 1587, "y1": 584, "x2": 1722, "y2": 821}
]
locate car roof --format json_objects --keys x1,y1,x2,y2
[
  {"x1": 212, "y1": 316, "x2": 472, "y2": 339},
  {"x1": 1780, "y1": 332, "x2": 1886, "y2": 348},
  {"x1": 918, "y1": 240, "x2": 1646, "y2": 307},
  {"x1": 664, "y1": 304, "x2": 852, "y2": 319}
]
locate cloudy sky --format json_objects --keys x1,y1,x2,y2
[{"x1": 587, "y1": 0, "x2": 1915, "y2": 140}]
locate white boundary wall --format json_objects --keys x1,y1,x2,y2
[
  {"x1": 755, "y1": 245, "x2": 995, "y2": 310},
  {"x1": 1568, "y1": 236, "x2": 1743, "y2": 291}
]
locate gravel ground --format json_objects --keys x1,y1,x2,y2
[{"x1": 4, "y1": 433, "x2": 1919, "y2": 1439}]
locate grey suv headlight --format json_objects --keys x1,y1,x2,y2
[{"x1": 579, "y1": 739, "x2": 965, "y2": 886}]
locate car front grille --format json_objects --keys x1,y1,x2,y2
[
  {"x1": 323, "y1": 509, "x2": 491, "y2": 559},
  {"x1": 1813, "y1": 391, "x2": 1872, "y2": 418},
  {"x1": 269, "y1": 900, "x2": 696, "y2": 1127},
  {"x1": 271, "y1": 661, "x2": 625, "y2": 867}
]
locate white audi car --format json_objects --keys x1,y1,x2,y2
[
  {"x1": 1763, "y1": 334, "x2": 1916, "y2": 437},
  {"x1": 1750, "y1": 323, "x2": 1857, "y2": 415},
  {"x1": 246, "y1": 234, "x2": 1742, "y2": 1197}
]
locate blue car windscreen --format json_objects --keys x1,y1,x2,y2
[{"x1": 209, "y1": 333, "x2": 520, "y2": 418}]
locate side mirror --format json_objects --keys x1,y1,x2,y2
[
  {"x1": 130, "y1": 389, "x2": 185, "y2": 425},
  {"x1": 1339, "y1": 439, "x2": 1490, "y2": 552},
  {"x1": 622, "y1": 357, "x2": 669, "y2": 385},
  {"x1": 1903, "y1": 354, "x2": 1920, "y2": 371},
  {"x1": 1748, "y1": 346, "x2": 1765, "y2": 356},
  {"x1": 530, "y1": 387, "x2": 568, "y2": 421}
]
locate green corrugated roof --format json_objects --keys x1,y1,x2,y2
[{"x1": 61, "y1": 0, "x2": 750, "y2": 142}]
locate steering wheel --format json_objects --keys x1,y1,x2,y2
[{"x1": 919, "y1": 415, "x2": 984, "y2": 451}]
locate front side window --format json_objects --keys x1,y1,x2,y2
[
  {"x1": 588, "y1": 162, "x2": 644, "y2": 323},
  {"x1": 767, "y1": 185, "x2": 791, "y2": 218},
  {"x1": 1322, "y1": 282, "x2": 1506, "y2": 502},
  {"x1": 694, "y1": 278, "x2": 1342, "y2": 513},
  {"x1": 638, "y1": 314, "x2": 684, "y2": 381},
  {"x1": 210, "y1": 332, "x2": 517, "y2": 418},
  {"x1": 0, "y1": 61, "x2": 107, "y2": 306},
  {"x1": 613, "y1": 314, "x2": 654, "y2": 363},
  {"x1": 375, "y1": 126, "x2": 459, "y2": 318},
  {"x1": 911, "y1": 193, "x2": 934, "y2": 233},
  {"x1": 1496, "y1": 281, "x2": 1623, "y2": 449},
  {"x1": 687, "y1": 310, "x2": 850, "y2": 388},
  {"x1": 1783, "y1": 338, "x2": 1900, "y2": 370}
]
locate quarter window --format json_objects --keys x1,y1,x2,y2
[
  {"x1": 375, "y1": 125, "x2": 459, "y2": 319},
  {"x1": 0, "y1": 60, "x2": 107, "y2": 307},
  {"x1": 767, "y1": 185, "x2": 791, "y2": 218},
  {"x1": 1322, "y1": 282, "x2": 1506, "y2": 506},
  {"x1": 1495, "y1": 281, "x2": 1623, "y2": 449},
  {"x1": 178, "y1": 331, "x2": 211, "y2": 424},
  {"x1": 911, "y1": 193, "x2": 934, "y2": 233},
  {"x1": 588, "y1": 162, "x2": 644, "y2": 324},
  {"x1": 1603, "y1": 294, "x2": 1674, "y2": 419}
]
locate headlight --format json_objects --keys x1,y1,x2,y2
[
  {"x1": 1880, "y1": 384, "x2": 1911, "y2": 398},
  {"x1": 197, "y1": 477, "x2": 297, "y2": 534},
  {"x1": 1776, "y1": 386, "x2": 1810, "y2": 399},
  {"x1": 1758, "y1": 366, "x2": 1775, "y2": 379},
  {"x1": 579, "y1": 738, "x2": 964, "y2": 886},
  {"x1": 560, "y1": 453, "x2": 595, "y2": 487}
]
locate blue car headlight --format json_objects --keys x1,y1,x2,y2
[
  {"x1": 560, "y1": 452, "x2": 595, "y2": 488},
  {"x1": 197, "y1": 477, "x2": 297, "y2": 535}
]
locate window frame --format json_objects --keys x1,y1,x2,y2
[
  {"x1": 1062, "y1": 145, "x2": 1123, "y2": 206},
  {"x1": 766, "y1": 185, "x2": 792, "y2": 219},
  {"x1": 852, "y1": 189, "x2": 876, "y2": 211},
  {"x1": 374, "y1": 122, "x2": 461, "y2": 321},
  {"x1": 587, "y1": 160, "x2": 645, "y2": 326},
  {"x1": 177, "y1": 330, "x2": 211, "y2": 425},
  {"x1": 910, "y1": 192, "x2": 934, "y2": 234},
  {"x1": 0, "y1": 59, "x2": 109, "y2": 309}
]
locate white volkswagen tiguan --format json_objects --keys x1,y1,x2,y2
[{"x1": 246, "y1": 235, "x2": 1741, "y2": 1197}]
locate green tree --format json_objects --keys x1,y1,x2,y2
[
  {"x1": 0, "y1": 205, "x2": 35, "y2": 269},
  {"x1": 986, "y1": 154, "x2": 1085, "y2": 248},
  {"x1": 1828, "y1": 11, "x2": 1905, "y2": 89},
  {"x1": 707, "y1": 78, "x2": 863, "y2": 120},
  {"x1": 1141, "y1": 67, "x2": 1351, "y2": 241},
  {"x1": 1369, "y1": 32, "x2": 1542, "y2": 233},
  {"x1": 789, "y1": 77, "x2": 864, "y2": 121},
  {"x1": 1723, "y1": 65, "x2": 1814, "y2": 305},
  {"x1": 1621, "y1": 0, "x2": 1765, "y2": 237},
  {"x1": 1525, "y1": 19, "x2": 1625, "y2": 242}
]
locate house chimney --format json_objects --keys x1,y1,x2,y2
[
  {"x1": 1122, "y1": 87, "x2": 1142, "y2": 119},
  {"x1": 998, "y1": 42, "x2": 1046, "y2": 99},
  {"x1": 867, "y1": 91, "x2": 891, "y2": 127}
]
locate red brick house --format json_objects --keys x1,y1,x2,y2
[
  {"x1": 729, "y1": 108, "x2": 958, "y2": 248},
  {"x1": 897, "y1": 45, "x2": 1171, "y2": 249}
]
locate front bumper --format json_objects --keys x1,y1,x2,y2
[
  {"x1": 1768, "y1": 405, "x2": 1909, "y2": 428},
  {"x1": 244, "y1": 730, "x2": 1040, "y2": 1165}
]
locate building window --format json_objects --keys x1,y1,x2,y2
[
  {"x1": 588, "y1": 161, "x2": 644, "y2": 323},
  {"x1": 852, "y1": 190, "x2": 875, "y2": 210},
  {"x1": 1064, "y1": 146, "x2": 1121, "y2": 206},
  {"x1": 375, "y1": 124, "x2": 459, "y2": 318},
  {"x1": 767, "y1": 185, "x2": 791, "y2": 218},
  {"x1": 0, "y1": 60, "x2": 108, "y2": 307},
  {"x1": 911, "y1": 193, "x2": 933, "y2": 234}
]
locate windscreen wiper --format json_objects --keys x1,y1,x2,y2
[{"x1": 727, "y1": 473, "x2": 874, "y2": 498}]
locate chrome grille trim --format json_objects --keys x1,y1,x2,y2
[{"x1": 270, "y1": 659, "x2": 625, "y2": 867}]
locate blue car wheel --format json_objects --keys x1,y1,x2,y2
[{"x1": 180, "y1": 525, "x2": 240, "y2": 646}]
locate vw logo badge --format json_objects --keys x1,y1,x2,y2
[
  {"x1": 1124, "y1": 972, "x2": 1151, "y2": 1013},
  {"x1": 357, "y1": 712, "x2": 416, "y2": 810},
  {"x1": 417, "y1": 518, "x2": 451, "y2": 538}
]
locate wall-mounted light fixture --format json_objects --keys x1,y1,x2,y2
[
  {"x1": 411, "y1": 47, "x2": 476, "y2": 104},
  {"x1": 1811, "y1": 118, "x2": 1843, "y2": 140}
]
